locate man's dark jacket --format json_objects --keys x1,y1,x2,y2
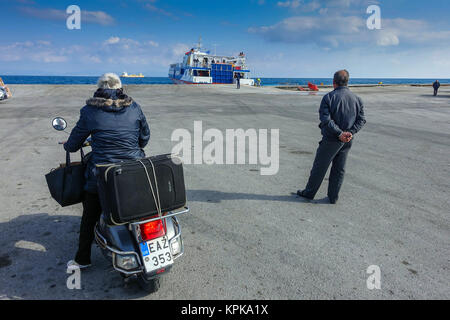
[
  {"x1": 64, "y1": 89, "x2": 150, "y2": 193},
  {"x1": 319, "y1": 86, "x2": 366, "y2": 141},
  {"x1": 433, "y1": 81, "x2": 440, "y2": 90}
]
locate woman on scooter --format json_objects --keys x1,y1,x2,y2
[{"x1": 64, "y1": 73, "x2": 150, "y2": 270}]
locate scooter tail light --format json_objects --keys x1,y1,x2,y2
[{"x1": 139, "y1": 219, "x2": 166, "y2": 241}]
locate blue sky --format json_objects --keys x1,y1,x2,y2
[{"x1": 1, "y1": 0, "x2": 449, "y2": 78}]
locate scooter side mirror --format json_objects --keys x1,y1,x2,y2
[{"x1": 52, "y1": 117, "x2": 67, "y2": 131}]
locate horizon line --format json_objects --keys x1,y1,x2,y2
[{"x1": 1, "y1": 74, "x2": 449, "y2": 80}]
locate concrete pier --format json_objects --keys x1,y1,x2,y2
[{"x1": 0, "y1": 84, "x2": 449, "y2": 299}]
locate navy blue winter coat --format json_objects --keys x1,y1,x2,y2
[{"x1": 64, "y1": 89, "x2": 150, "y2": 193}]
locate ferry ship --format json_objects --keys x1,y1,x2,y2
[
  {"x1": 169, "y1": 39, "x2": 254, "y2": 85},
  {"x1": 120, "y1": 72, "x2": 144, "y2": 78}
]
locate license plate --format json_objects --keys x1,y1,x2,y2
[{"x1": 139, "y1": 236, "x2": 173, "y2": 273}]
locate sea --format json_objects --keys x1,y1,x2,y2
[{"x1": 1, "y1": 75, "x2": 448, "y2": 86}]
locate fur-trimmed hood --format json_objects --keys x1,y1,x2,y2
[
  {"x1": 86, "y1": 96, "x2": 133, "y2": 109},
  {"x1": 86, "y1": 88, "x2": 133, "y2": 111}
]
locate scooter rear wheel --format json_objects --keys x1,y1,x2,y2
[{"x1": 137, "y1": 274, "x2": 161, "y2": 294}]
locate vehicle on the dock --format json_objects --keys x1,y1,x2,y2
[
  {"x1": 120, "y1": 72, "x2": 144, "y2": 78},
  {"x1": 169, "y1": 38, "x2": 254, "y2": 86},
  {"x1": 50, "y1": 117, "x2": 190, "y2": 294},
  {"x1": 0, "y1": 77, "x2": 12, "y2": 101}
]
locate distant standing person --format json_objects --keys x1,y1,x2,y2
[
  {"x1": 297, "y1": 70, "x2": 366, "y2": 204},
  {"x1": 433, "y1": 80, "x2": 440, "y2": 96},
  {"x1": 236, "y1": 72, "x2": 241, "y2": 89}
]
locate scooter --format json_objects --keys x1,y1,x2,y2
[{"x1": 52, "y1": 117, "x2": 189, "y2": 293}]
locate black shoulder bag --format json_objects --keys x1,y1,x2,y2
[{"x1": 45, "y1": 149, "x2": 86, "y2": 207}]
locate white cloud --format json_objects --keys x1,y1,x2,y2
[
  {"x1": 249, "y1": 15, "x2": 365, "y2": 47},
  {"x1": 276, "y1": 0, "x2": 376, "y2": 13},
  {"x1": 18, "y1": 6, "x2": 115, "y2": 26},
  {"x1": 249, "y1": 13, "x2": 450, "y2": 49},
  {"x1": 145, "y1": 3, "x2": 173, "y2": 17},
  {"x1": 105, "y1": 37, "x2": 121, "y2": 45},
  {"x1": 31, "y1": 52, "x2": 67, "y2": 63},
  {"x1": 381, "y1": 18, "x2": 450, "y2": 45},
  {"x1": 36, "y1": 40, "x2": 51, "y2": 46},
  {"x1": 84, "y1": 55, "x2": 102, "y2": 64},
  {"x1": 277, "y1": 0, "x2": 322, "y2": 12},
  {"x1": 277, "y1": 1, "x2": 301, "y2": 8},
  {"x1": 82, "y1": 10, "x2": 115, "y2": 26},
  {"x1": 0, "y1": 35, "x2": 186, "y2": 76},
  {"x1": 172, "y1": 43, "x2": 190, "y2": 57},
  {"x1": 376, "y1": 32, "x2": 399, "y2": 46},
  {"x1": 0, "y1": 41, "x2": 67, "y2": 63}
]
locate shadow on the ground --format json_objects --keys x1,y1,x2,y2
[
  {"x1": 419, "y1": 94, "x2": 450, "y2": 98},
  {"x1": 0, "y1": 213, "x2": 151, "y2": 300},
  {"x1": 187, "y1": 189, "x2": 331, "y2": 204}
]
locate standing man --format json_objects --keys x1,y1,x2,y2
[
  {"x1": 433, "y1": 80, "x2": 440, "y2": 96},
  {"x1": 236, "y1": 72, "x2": 241, "y2": 89},
  {"x1": 297, "y1": 70, "x2": 366, "y2": 204}
]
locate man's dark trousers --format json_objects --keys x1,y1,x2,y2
[{"x1": 302, "y1": 139, "x2": 353, "y2": 202}]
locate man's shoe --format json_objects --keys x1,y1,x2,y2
[
  {"x1": 329, "y1": 197, "x2": 338, "y2": 204},
  {"x1": 67, "y1": 260, "x2": 91, "y2": 271},
  {"x1": 297, "y1": 190, "x2": 313, "y2": 200}
]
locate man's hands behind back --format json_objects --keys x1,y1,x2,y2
[{"x1": 339, "y1": 132, "x2": 353, "y2": 143}]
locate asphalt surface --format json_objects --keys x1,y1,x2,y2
[{"x1": 0, "y1": 84, "x2": 449, "y2": 300}]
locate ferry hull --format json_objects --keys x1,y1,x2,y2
[
  {"x1": 170, "y1": 78, "x2": 255, "y2": 86},
  {"x1": 169, "y1": 76, "x2": 212, "y2": 84},
  {"x1": 170, "y1": 78, "x2": 199, "y2": 85}
]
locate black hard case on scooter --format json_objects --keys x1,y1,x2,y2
[{"x1": 97, "y1": 154, "x2": 186, "y2": 224}]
